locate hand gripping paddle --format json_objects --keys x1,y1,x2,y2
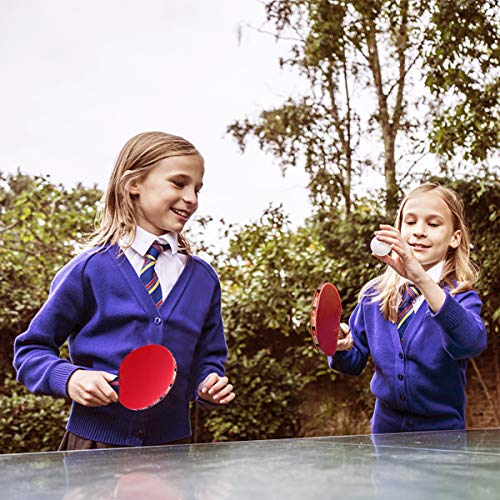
[
  {"x1": 111, "y1": 344, "x2": 177, "y2": 410},
  {"x1": 309, "y1": 282, "x2": 342, "y2": 356}
]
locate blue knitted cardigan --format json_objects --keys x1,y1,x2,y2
[
  {"x1": 329, "y1": 287, "x2": 487, "y2": 433},
  {"x1": 14, "y1": 245, "x2": 227, "y2": 445}
]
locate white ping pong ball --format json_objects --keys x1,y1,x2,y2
[{"x1": 370, "y1": 237, "x2": 391, "y2": 256}]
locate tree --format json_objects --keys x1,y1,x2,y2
[{"x1": 228, "y1": 0, "x2": 498, "y2": 216}]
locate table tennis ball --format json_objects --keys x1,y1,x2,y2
[{"x1": 370, "y1": 237, "x2": 391, "y2": 256}]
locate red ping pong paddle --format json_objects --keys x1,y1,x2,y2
[
  {"x1": 111, "y1": 344, "x2": 177, "y2": 410},
  {"x1": 309, "y1": 282, "x2": 342, "y2": 356}
]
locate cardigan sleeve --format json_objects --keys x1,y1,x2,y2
[
  {"x1": 13, "y1": 254, "x2": 90, "y2": 398},
  {"x1": 190, "y1": 276, "x2": 228, "y2": 401},
  {"x1": 328, "y1": 299, "x2": 370, "y2": 376},
  {"x1": 430, "y1": 289, "x2": 487, "y2": 360}
]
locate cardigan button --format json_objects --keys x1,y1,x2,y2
[
  {"x1": 398, "y1": 374, "x2": 404, "y2": 381},
  {"x1": 137, "y1": 430, "x2": 144, "y2": 438},
  {"x1": 154, "y1": 317, "x2": 162, "y2": 325},
  {"x1": 400, "y1": 393, "x2": 406, "y2": 401},
  {"x1": 399, "y1": 352, "x2": 404, "y2": 359}
]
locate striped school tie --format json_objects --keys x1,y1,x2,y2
[
  {"x1": 140, "y1": 242, "x2": 169, "y2": 307},
  {"x1": 397, "y1": 283, "x2": 421, "y2": 339}
]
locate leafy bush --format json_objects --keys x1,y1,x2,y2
[
  {"x1": 202, "y1": 349, "x2": 310, "y2": 441},
  {"x1": 0, "y1": 172, "x2": 101, "y2": 380},
  {"x1": 0, "y1": 377, "x2": 69, "y2": 453}
]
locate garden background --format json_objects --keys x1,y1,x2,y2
[{"x1": 1, "y1": 1, "x2": 498, "y2": 453}]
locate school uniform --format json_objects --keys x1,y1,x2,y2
[
  {"x1": 13, "y1": 228, "x2": 227, "y2": 446},
  {"x1": 329, "y1": 263, "x2": 487, "y2": 434}
]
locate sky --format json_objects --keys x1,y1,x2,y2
[{"x1": 0, "y1": 0, "x2": 312, "y2": 246}]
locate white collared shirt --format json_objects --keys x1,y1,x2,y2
[
  {"x1": 399, "y1": 261, "x2": 444, "y2": 313},
  {"x1": 120, "y1": 226, "x2": 188, "y2": 301}
]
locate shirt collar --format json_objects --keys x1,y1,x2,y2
[
  {"x1": 398, "y1": 261, "x2": 444, "y2": 287},
  {"x1": 122, "y1": 226, "x2": 179, "y2": 256}
]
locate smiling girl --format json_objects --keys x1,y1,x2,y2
[
  {"x1": 331, "y1": 182, "x2": 487, "y2": 433},
  {"x1": 14, "y1": 132, "x2": 235, "y2": 450}
]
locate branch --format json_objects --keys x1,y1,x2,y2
[
  {"x1": 324, "y1": 67, "x2": 349, "y2": 155},
  {"x1": 0, "y1": 221, "x2": 19, "y2": 234},
  {"x1": 365, "y1": 19, "x2": 390, "y2": 133},
  {"x1": 391, "y1": 0, "x2": 410, "y2": 135},
  {"x1": 243, "y1": 22, "x2": 305, "y2": 43},
  {"x1": 399, "y1": 150, "x2": 430, "y2": 183}
]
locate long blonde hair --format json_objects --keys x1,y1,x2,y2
[
  {"x1": 87, "y1": 131, "x2": 202, "y2": 253},
  {"x1": 361, "y1": 182, "x2": 478, "y2": 322}
]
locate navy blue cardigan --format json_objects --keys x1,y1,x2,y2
[
  {"x1": 329, "y1": 288, "x2": 487, "y2": 433},
  {"x1": 14, "y1": 245, "x2": 227, "y2": 445}
]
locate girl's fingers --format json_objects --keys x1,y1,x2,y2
[
  {"x1": 212, "y1": 384, "x2": 234, "y2": 401},
  {"x1": 339, "y1": 323, "x2": 350, "y2": 339},
  {"x1": 81, "y1": 386, "x2": 113, "y2": 406},
  {"x1": 208, "y1": 376, "x2": 228, "y2": 396},
  {"x1": 68, "y1": 370, "x2": 119, "y2": 406},
  {"x1": 74, "y1": 388, "x2": 109, "y2": 407},
  {"x1": 218, "y1": 392, "x2": 236, "y2": 404},
  {"x1": 95, "y1": 374, "x2": 119, "y2": 403},
  {"x1": 199, "y1": 373, "x2": 218, "y2": 394},
  {"x1": 196, "y1": 373, "x2": 235, "y2": 404},
  {"x1": 337, "y1": 333, "x2": 353, "y2": 351}
]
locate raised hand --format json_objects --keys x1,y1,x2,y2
[{"x1": 372, "y1": 224, "x2": 427, "y2": 283}]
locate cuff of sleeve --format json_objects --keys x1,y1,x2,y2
[
  {"x1": 429, "y1": 292, "x2": 467, "y2": 331},
  {"x1": 328, "y1": 349, "x2": 350, "y2": 368},
  {"x1": 49, "y1": 361, "x2": 82, "y2": 398},
  {"x1": 194, "y1": 393, "x2": 220, "y2": 408}
]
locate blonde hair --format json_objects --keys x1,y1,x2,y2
[
  {"x1": 360, "y1": 182, "x2": 478, "y2": 322},
  {"x1": 87, "y1": 131, "x2": 203, "y2": 253}
]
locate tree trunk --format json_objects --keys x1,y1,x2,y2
[{"x1": 384, "y1": 134, "x2": 398, "y2": 216}]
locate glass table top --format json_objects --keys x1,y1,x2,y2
[{"x1": 1, "y1": 428, "x2": 499, "y2": 499}]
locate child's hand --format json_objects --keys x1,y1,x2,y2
[
  {"x1": 67, "y1": 369, "x2": 119, "y2": 407},
  {"x1": 372, "y1": 224, "x2": 426, "y2": 283},
  {"x1": 197, "y1": 373, "x2": 235, "y2": 405},
  {"x1": 337, "y1": 323, "x2": 354, "y2": 351}
]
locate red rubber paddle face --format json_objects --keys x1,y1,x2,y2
[
  {"x1": 309, "y1": 282, "x2": 342, "y2": 356},
  {"x1": 118, "y1": 344, "x2": 177, "y2": 411}
]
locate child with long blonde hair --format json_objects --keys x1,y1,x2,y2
[
  {"x1": 331, "y1": 182, "x2": 486, "y2": 433},
  {"x1": 14, "y1": 131, "x2": 235, "y2": 449}
]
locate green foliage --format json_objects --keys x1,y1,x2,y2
[
  {"x1": 0, "y1": 171, "x2": 102, "y2": 378},
  {"x1": 203, "y1": 350, "x2": 309, "y2": 441},
  {"x1": 198, "y1": 204, "x2": 383, "y2": 441},
  {"x1": 309, "y1": 199, "x2": 388, "y2": 312},
  {"x1": 424, "y1": 0, "x2": 499, "y2": 162},
  {"x1": 0, "y1": 377, "x2": 69, "y2": 454},
  {"x1": 0, "y1": 171, "x2": 100, "y2": 453},
  {"x1": 217, "y1": 206, "x2": 339, "y2": 360}
]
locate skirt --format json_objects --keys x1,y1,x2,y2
[{"x1": 58, "y1": 431, "x2": 191, "y2": 451}]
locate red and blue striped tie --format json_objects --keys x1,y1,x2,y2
[
  {"x1": 140, "y1": 242, "x2": 168, "y2": 307},
  {"x1": 397, "y1": 284, "x2": 421, "y2": 339}
]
